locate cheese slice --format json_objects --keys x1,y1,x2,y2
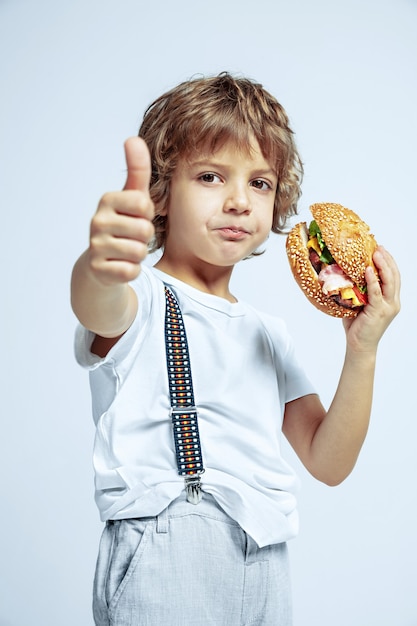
[{"x1": 307, "y1": 236, "x2": 322, "y2": 257}]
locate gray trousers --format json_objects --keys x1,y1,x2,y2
[{"x1": 93, "y1": 492, "x2": 292, "y2": 625}]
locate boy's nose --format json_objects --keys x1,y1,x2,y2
[{"x1": 223, "y1": 185, "x2": 251, "y2": 213}]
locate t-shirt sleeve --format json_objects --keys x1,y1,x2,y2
[
  {"x1": 256, "y1": 309, "x2": 316, "y2": 408},
  {"x1": 282, "y1": 337, "x2": 316, "y2": 403}
]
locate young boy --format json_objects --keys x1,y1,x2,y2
[{"x1": 71, "y1": 73, "x2": 400, "y2": 626}]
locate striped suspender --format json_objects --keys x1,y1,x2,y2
[{"x1": 164, "y1": 285, "x2": 204, "y2": 504}]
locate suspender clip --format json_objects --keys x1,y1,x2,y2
[{"x1": 184, "y1": 474, "x2": 204, "y2": 505}]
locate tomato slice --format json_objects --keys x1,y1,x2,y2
[{"x1": 352, "y1": 286, "x2": 368, "y2": 305}]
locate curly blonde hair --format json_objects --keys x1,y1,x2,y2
[{"x1": 138, "y1": 72, "x2": 303, "y2": 252}]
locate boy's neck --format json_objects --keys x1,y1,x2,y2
[{"x1": 154, "y1": 257, "x2": 237, "y2": 303}]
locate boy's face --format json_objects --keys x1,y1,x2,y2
[{"x1": 160, "y1": 138, "x2": 277, "y2": 272}]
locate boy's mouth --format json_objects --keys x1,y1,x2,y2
[
  {"x1": 216, "y1": 226, "x2": 250, "y2": 240},
  {"x1": 216, "y1": 225, "x2": 250, "y2": 236}
]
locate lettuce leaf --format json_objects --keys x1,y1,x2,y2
[{"x1": 309, "y1": 220, "x2": 335, "y2": 264}]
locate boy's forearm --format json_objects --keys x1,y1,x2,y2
[
  {"x1": 71, "y1": 250, "x2": 138, "y2": 337},
  {"x1": 309, "y1": 247, "x2": 400, "y2": 485},
  {"x1": 310, "y1": 348, "x2": 377, "y2": 485}
]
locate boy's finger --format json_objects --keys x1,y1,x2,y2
[
  {"x1": 123, "y1": 137, "x2": 152, "y2": 192},
  {"x1": 372, "y1": 246, "x2": 401, "y2": 300}
]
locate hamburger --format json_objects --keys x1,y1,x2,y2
[{"x1": 286, "y1": 203, "x2": 378, "y2": 318}]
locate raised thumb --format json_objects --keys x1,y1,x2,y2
[{"x1": 123, "y1": 137, "x2": 151, "y2": 191}]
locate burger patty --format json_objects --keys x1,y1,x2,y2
[{"x1": 330, "y1": 294, "x2": 357, "y2": 309}]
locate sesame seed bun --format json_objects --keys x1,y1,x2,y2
[{"x1": 285, "y1": 203, "x2": 378, "y2": 318}]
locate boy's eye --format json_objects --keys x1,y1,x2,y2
[
  {"x1": 251, "y1": 179, "x2": 272, "y2": 191},
  {"x1": 199, "y1": 173, "x2": 221, "y2": 183}
]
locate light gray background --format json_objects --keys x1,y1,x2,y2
[{"x1": 1, "y1": 0, "x2": 416, "y2": 624}]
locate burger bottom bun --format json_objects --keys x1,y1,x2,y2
[{"x1": 286, "y1": 222, "x2": 360, "y2": 318}]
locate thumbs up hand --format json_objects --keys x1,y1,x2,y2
[{"x1": 88, "y1": 137, "x2": 155, "y2": 286}]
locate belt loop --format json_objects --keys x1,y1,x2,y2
[{"x1": 156, "y1": 506, "x2": 169, "y2": 534}]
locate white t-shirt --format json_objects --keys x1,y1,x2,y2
[{"x1": 75, "y1": 265, "x2": 316, "y2": 547}]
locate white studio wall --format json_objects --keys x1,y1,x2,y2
[{"x1": 1, "y1": 0, "x2": 416, "y2": 624}]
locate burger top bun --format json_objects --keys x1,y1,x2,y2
[
  {"x1": 286, "y1": 203, "x2": 378, "y2": 318},
  {"x1": 310, "y1": 203, "x2": 377, "y2": 289}
]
